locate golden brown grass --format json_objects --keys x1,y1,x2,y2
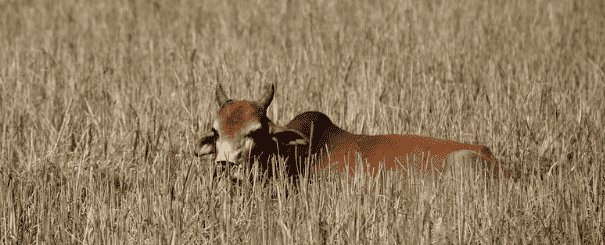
[{"x1": 1, "y1": 0, "x2": 604, "y2": 244}]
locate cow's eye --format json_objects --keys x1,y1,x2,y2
[{"x1": 247, "y1": 130, "x2": 256, "y2": 137}]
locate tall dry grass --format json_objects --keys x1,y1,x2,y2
[{"x1": 1, "y1": 0, "x2": 604, "y2": 243}]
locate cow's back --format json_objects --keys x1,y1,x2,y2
[
  {"x1": 285, "y1": 111, "x2": 503, "y2": 179},
  {"x1": 355, "y1": 135, "x2": 496, "y2": 176}
]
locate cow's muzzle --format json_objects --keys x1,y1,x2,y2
[{"x1": 214, "y1": 161, "x2": 246, "y2": 182}]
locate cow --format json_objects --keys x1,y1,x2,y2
[{"x1": 196, "y1": 83, "x2": 510, "y2": 182}]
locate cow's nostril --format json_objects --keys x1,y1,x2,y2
[{"x1": 213, "y1": 161, "x2": 228, "y2": 178}]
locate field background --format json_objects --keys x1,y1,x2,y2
[{"x1": 1, "y1": 0, "x2": 604, "y2": 244}]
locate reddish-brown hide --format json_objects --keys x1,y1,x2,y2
[
  {"x1": 285, "y1": 111, "x2": 501, "y2": 178},
  {"x1": 197, "y1": 84, "x2": 507, "y2": 181}
]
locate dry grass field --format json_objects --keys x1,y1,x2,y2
[{"x1": 1, "y1": 0, "x2": 604, "y2": 244}]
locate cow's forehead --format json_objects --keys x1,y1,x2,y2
[{"x1": 215, "y1": 101, "x2": 264, "y2": 136}]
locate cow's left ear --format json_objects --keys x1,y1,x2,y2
[
  {"x1": 196, "y1": 132, "x2": 216, "y2": 157},
  {"x1": 269, "y1": 125, "x2": 308, "y2": 145}
]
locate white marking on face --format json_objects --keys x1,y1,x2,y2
[
  {"x1": 215, "y1": 139, "x2": 240, "y2": 163},
  {"x1": 213, "y1": 119, "x2": 263, "y2": 167}
]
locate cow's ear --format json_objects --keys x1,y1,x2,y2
[
  {"x1": 196, "y1": 132, "x2": 216, "y2": 156},
  {"x1": 269, "y1": 125, "x2": 308, "y2": 145}
]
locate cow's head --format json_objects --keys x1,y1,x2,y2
[{"x1": 197, "y1": 84, "x2": 308, "y2": 181}]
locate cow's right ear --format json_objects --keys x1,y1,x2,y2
[
  {"x1": 269, "y1": 125, "x2": 308, "y2": 146},
  {"x1": 196, "y1": 132, "x2": 216, "y2": 157}
]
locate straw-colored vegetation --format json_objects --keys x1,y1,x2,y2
[{"x1": 1, "y1": 0, "x2": 604, "y2": 244}]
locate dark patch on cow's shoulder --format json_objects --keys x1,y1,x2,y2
[
  {"x1": 286, "y1": 111, "x2": 347, "y2": 157},
  {"x1": 286, "y1": 111, "x2": 335, "y2": 136}
]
